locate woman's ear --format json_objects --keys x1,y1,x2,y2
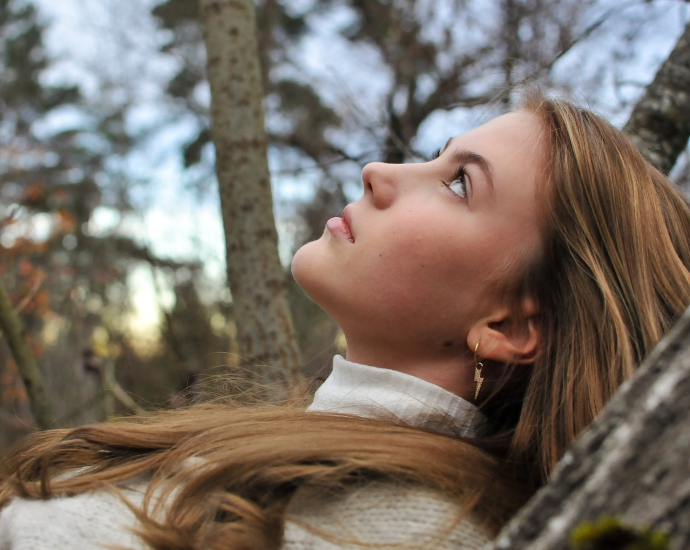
[{"x1": 466, "y1": 298, "x2": 540, "y2": 365}]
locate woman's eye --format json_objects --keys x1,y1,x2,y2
[
  {"x1": 442, "y1": 166, "x2": 467, "y2": 199},
  {"x1": 448, "y1": 177, "x2": 467, "y2": 199}
]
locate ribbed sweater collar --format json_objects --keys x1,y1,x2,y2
[{"x1": 307, "y1": 355, "x2": 488, "y2": 438}]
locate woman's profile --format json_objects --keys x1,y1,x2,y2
[{"x1": 0, "y1": 88, "x2": 689, "y2": 550}]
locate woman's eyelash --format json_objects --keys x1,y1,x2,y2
[
  {"x1": 430, "y1": 146, "x2": 467, "y2": 199},
  {"x1": 441, "y1": 165, "x2": 468, "y2": 199},
  {"x1": 441, "y1": 166, "x2": 467, "y2": 183}
]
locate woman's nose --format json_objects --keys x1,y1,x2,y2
[{"x1": 361, "y1": 162, "x2": 398, "y2": 209}]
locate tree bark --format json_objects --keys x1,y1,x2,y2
[
  {"x1": 486, "y1": 305, "x2": 690, "y2": 550},
  {"x1": 199, "y1": 0, "x2": 302, "y2": 394},
  {"x1": 623, "y1": 21, "x2": 690, "y2": 174},
  {"x1": 0, "y1": 277, "x2": 54, "y2": 430}
]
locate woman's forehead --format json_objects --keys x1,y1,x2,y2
[
  {"x1": 449, "y1": 112, "x2": 545, "y2": 190},
  {"x1": 454, "y1": 112, "x2": 542, "y2": 150}
]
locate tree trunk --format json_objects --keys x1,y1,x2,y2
[
  {"x1": 623, "y1": 22, "x2": 690, "y2": 174},
  {"x1": 0, "y1": 277, "x2": 53, "y2": 430},
  {"x1": 486, "y1": 305, "x2": 690, "y2": 550},
  {"x1": 40, "y1": 315, "x2": 105, "y2": 429},
  {"x1": 199, "y1": 0, "x2": 302, "y2": 394}
]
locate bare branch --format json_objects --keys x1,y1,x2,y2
[
  {"x1": 13, "y1": 275, "x2": 43, "y2": 316},
  {"x1": 537, "y1": 0, "x2": 644, "y2": 77},
  {"x1": 98, "y1": 359, "x2": 145, "y2": 416},
  {"x1": 624, "y1": 21, "x2": 690, "y2": 173},
  {"x1": 0, "y1": 276, "x2": 54, "y2": 430}
]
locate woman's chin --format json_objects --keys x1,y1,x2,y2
[
  {"x1": 291, "y1": 240, "x2": 329, "y2": 296},
  {"x1": 291, "y1": 240, "x2": 348, "y2": 319}
]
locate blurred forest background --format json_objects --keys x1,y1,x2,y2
[{"x1": 0, "y1": 0, "x2": 688, "y2": 453}]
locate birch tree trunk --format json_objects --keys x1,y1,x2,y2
[
  {"x1": 623, "y1": 21, "x2": 690, "y2": 174},
  {"x1": 199, "y1": 0, "x2": 302, "y2": 393}
]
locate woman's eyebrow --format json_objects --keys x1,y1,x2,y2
[
  {"x1": 452, "y1": 149, "x2": 494, "y2": 191},
  {"x1": 439, "y1": 137, "x2": 455, "y2": 155}
]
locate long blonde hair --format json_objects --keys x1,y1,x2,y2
[
  {"x1": 2, "y1": 90, "x2": 690, "y2": 549},
  {"x1": 511, "y1": 91, "x2": 690, "y2": 480}
]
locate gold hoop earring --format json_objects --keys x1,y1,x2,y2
[{"x1": 473, "y1": 342, "x2": 484, "y2": 401}]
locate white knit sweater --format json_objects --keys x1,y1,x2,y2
[{"x1": 0, "y1": 355, "x2": 492, "y2": 549}]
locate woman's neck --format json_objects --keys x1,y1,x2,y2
[{"x1": 344, "y1": 343, "x2": 477, "y2": 403}]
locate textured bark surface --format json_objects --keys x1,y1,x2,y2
[
  {"x1": 487, "y1": 305, "x2": 690, "y2": 550},
  {"x1": 0, "y1": 277, "x2": 53, "y2": 429},
  {"x1": 623, "y1": 21, "x2": 690, "y2": 174},
  {"x1": 200, "y1": 0, "x2": 302, "y2": 392}
]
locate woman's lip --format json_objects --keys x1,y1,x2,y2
[
  {"x1": 342, "y1": 205, "x2": 354, "y2": 238},
  {"x1": 326, "y1": 217, "x2": 354, "y2": 243}
]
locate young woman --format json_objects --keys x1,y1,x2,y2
[{"x1": 1, "y1": 89, "x2": 689, "y2": 550}]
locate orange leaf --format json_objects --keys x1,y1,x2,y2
[
  {"x1": 53, "y1": 188, "x2": 68, "y2": 203},
  {"x1": 34, "y1": 289, "x2": 49, "y2": 306},
  {"x1": 18, "y1": 259, "x2": 33, "y2": 277},
  {"x1": 57, "y1": 209, "x2": 77, "y2": 233},
  {"x1": 23, "y1": 184, "x2": 44, "y2": 203}
]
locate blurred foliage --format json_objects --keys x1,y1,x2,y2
[{"x1": 0, "y1": 0, "x2": 225, "y2": 449}]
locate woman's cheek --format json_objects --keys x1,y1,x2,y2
[{"x1": 364, "y1": 241, "x2": 440, "y2": 302}]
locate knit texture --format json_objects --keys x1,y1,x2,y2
[
  {"x1": 0, "y1": 483, "x2": 148, "y2": 550},
  {"x1": 284, "y1": 482, "x2": 491, "y2": 549},
  {"x1": 0, "y1": 355, "x2": 492, "y2": 549}
]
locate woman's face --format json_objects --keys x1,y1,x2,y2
[{"x1": 292, "y1": 112, "x2": 545, "y2": 365}]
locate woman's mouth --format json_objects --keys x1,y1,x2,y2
[{"x1": 326, "y1": 217, "x2": 354, "y2": 243}]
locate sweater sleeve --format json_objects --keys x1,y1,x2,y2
[
  {"x1": 282, "y1": 482, "x2": 492, "y2": 550},
  {"x1": 0, "y1": 488, "x2": 148, "y2": 550},
  {"x1": 0, "y1": 481, "x2": 492, "y2": 549}
]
